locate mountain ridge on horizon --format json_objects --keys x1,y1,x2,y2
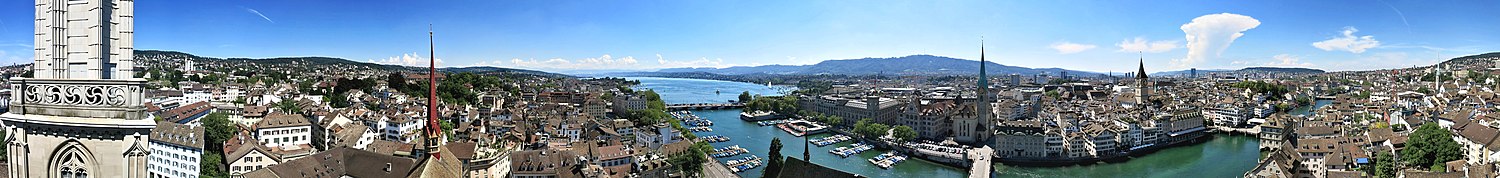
[{"x1": 133, "y1": 50, "x2": 573, "y2": 78}]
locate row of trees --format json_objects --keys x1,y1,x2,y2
[
  {"x1": 800, "y1": 111, "x2": 844, "y2": 128},
  {"x1": 1229, "y1": 81, "x2": 1291, "y2": 100},
  {"x1": 745, "y1": 95, "x2": 798, "y2": 115}
]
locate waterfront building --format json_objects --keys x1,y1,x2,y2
[
  {"x1": 148, "y1": 122, "x2": 205, "y2": 178},
  {"x1": 993, "y1": 120, "x2": 1047, "y2": 158},
  {"x1": 1260, "y1": 114, "x2": 1296, "y2": 150},
  {"x1": 1164, "y1": 108, "x2": 1207, "y2": 144},
  {"x1": 3, "y1": 0, "x2": 155, "y2": 177},
  {"x1": 611, "y1": 94, "x2": 647, "y2": 114},
  {"x1": 798, "y1": 95, "x2": 904, "y2": 126},
  {"x1": 900, "y1": 97, "x2": 956, "y2": 140},
  {"x1": 1205, "y1": 103, "x2": 1251, "y2": 127}
]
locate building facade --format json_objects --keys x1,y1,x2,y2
[
  {"x1": 4, "y1": 0, "x2": 153, "y2": 177},
  {"x1": 148, "y1": 122, "x2": 205, "y2": 178}
]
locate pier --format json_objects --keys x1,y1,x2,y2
[{"x1": 666, "y1": 103, "x2": 745, "y2": 110}]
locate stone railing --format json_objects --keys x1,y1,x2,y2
[{"x1": 8, "y1": 78, "x2": 147, "y2": 119}]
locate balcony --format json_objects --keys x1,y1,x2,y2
[{"x1": 8, "y1": 77, "x2": 148, "y2": 120}]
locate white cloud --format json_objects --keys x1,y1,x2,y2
[
  {"x1": 1116, "y1": 37, "x2": 1179, "y2": 53},
  {"x1": 1178, "y1": 13, "x2": 1261, "y2": 68},
  {"x1": 368, "y1": 52, "x2": 443, "y2": 67},
  {"x1": 1312, "y1": 27, "x2": 1381, "y2": 54},
  {"x1": 1049, "y1": 42, "x2": 1097, "y2": 54},
  {"x1": 1265, "y1": 54, "x2": 1314, "y2": 67},
  {"x1": 1230, "y1": 61, "x2": 1251, "y2": 65}
]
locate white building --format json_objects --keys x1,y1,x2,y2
[
  {"x1": 611, "y1": 94, "x2": 647, "y2": 114},
  {"x1": 254, "y1": 114, "x2": 314, "y2": 148},
  {"x1": 148, "y1": 122, "x2": 205, "y2": 178},
  {"x1": 182, "y1": 82, "x2": 213, "y2": 104},
  {"x1": 383, "y1": 115, "x2": 424, "y2": 143}
]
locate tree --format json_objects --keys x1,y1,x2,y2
[
  {"x1": 1374, "y1": 151, "x2": 1396, "y2": 178},
  {"x1": 200, "y1": 152, "x2": 227, "y2": 178},
  {"x1": 853, "y1": 118, "x2": 889, "y2": 139},
  {"x1": 1402, "y1": 123, "x2": 1463, "y2": 170},
  {"x1": 203, "y1": 112, "x2": 235, "y2": 152},
  {"x1": 893, "y1": 125, "x2": 918, "y2": 142},
  {"x1": 441, "y1": 119, "x2": 456, "y2": 141},
  {"x1": 326, "y1": 92, "x2": 351, "y2": 108},
  {"x1": 275, "y1": 99, "x2": 302, "y2": 114},
  {"x1": 669, "y1": 142, "x2": 712, "y2": 176},
  {"x1": 763, "y1": 138, "x2": 784, "y2": 178},
  {"x1": 739, "y1": 91, "x2": 753, "y2": 103}
]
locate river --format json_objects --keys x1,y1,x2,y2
[{"x1": 627, "y1": 77, "x2": 1287, "y2": 178}]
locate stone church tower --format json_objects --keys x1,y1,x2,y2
[{"x1": 4, "y1": 0, "x2": 151, "y2": 178}]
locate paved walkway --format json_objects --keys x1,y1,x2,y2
[
  {"x1": 703, "y1": 155, "x2": 742, "y2": 178},
  {"x1": 967, "y1": 146, "x2": 994, "y2": 178}
]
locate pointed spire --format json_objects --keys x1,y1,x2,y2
[
  {"x1": 426, "y1": 24, "x2": 443, "y2": 160},
  {"x1": 803, "y1": 133, "x2": 810, "y2": 161},
  {"x1": 1136, "y1": 52, "x2": 1148, "y2": 79}
]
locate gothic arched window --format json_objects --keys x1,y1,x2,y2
[
  {"x1": 58, "y1": 149, "x2": 88, "y2": 178},
  {"x1": 53, "y1": 141, "x2": 94, "y2": 178}
]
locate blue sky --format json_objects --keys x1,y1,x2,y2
[{"x1": 0, "y1": 0, "x2": 1496, "y2": 73}]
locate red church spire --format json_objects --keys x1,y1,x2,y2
[{"x1": 426, "y1": 24, "x2": 443, "y2": 159}]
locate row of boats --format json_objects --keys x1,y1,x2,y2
[
  {"x1": 830, "y1": 143, "x2": 875, "y2": 158},
  {"x1": 710, "y1": 145, "x2": 749, "y2": 158},
  {"x1": 808, "y1": 134, "x2": 852, "y2": 147},
  {"x1": 688, "y1": 126, "x2": 714, "y2": 132},
  {"x1": 725, "y1": 155, "x2": 762, "y2": 173},
  {"x1": 701, "y1": 135, "x2": 731, "y2": 143},
  {"x1": 755, "y1": 119, "x2": 791, "y2": 126},
  {"x1": 673, "y1": 111, "x2": 715, "y2": 127},
  {"x1": 867, "y1": 151, "x2": 908, "y2": 169}
]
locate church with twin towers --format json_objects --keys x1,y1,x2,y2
[{"x1": 5, "y1": 0, "x2": 153, "y2": 178}]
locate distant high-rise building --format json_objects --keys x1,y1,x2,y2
[
  {"x1": 1008, "y1": 74, "x2": 1022, "y2": 86},
  {"x1": 6, "y1": 1, "x2": 154, "y2": 177},
  {"x1": 1190, "y1": 68, "x2": 1198, "y2": 78}
]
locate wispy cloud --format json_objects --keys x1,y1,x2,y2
[
  {"x1": 1116, "y1": 37, "x2": 1179, "y2": 53},
  {"x1": 1264, "y1": 54, "x2": 1315, "y2": 67},
  {"x1": 1177, "y1": 13, "x2": 1261, "y2": 68},
  {"x1": 1312, "y1": 27, "x2": 1380, "y2": 54},
  {"x1": 1049, "y1": 41, "x2": 1096, "y2": 54},
  {"x1": 1376, "y1": 0, "x2": 1412, "y2": 33},
  {"x1": 245, "y1": 8, "x2": 275, "y2": 23}
]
